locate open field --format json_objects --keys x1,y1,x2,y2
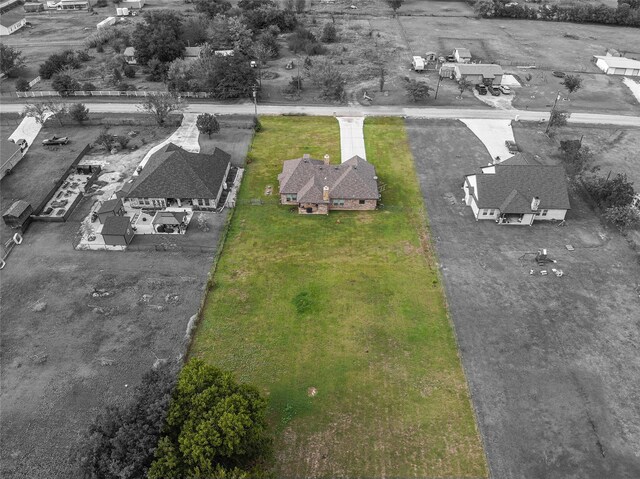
[
  {"x1": 407, "y1": 118, "x2": 640, "y2": 478},
  {"x1": 190, "y1": 116, "x2": 486, "y2": 478}
]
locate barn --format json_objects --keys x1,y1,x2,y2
[{"x1": 594, "y1": 55, "x2": 640, "y2": 77}]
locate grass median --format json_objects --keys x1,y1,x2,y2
[{"x1": 190, "y1": 116, "x2": 486, "y2": 477}]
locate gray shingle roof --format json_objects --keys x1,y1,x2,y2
[
  {"x1": 127, "y1": 143, "x2": 230, "y2": 199},
  {"x1": 101, "y1": 216, "x2": 131, "y2": 236},
  {"x1": 475, "y1": 165, "x2": 570, "y2": 212},
  {"x1": 455, "y1": 63, "x2": 503, "y2": 78},
  {"x1": 3, "y1": 200, "x2": 30, "y2": 218},
  {"x1": 0, "y1": 10, "x2": 24, "y2": 27},
  {"x1": 97, "y1": 198, "x2": 122, "y2": 214},
  {"x1": 279, "y1": 155, "x2": 378, "y2": 203}
]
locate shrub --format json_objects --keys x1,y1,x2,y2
[
  {"x1": 584, "y1": 173, "x2": 635, "y2": 208},
  {"x1": 39, "y1": 50, "x2": 80, "y2": 80},
  {"x1": 81, "y1": 82, "x2": 96, "y2": 91},
  {"x1": 253, "y1": 116, "x2": 262, "y2": 132},
  {"x1": 288, "y1": 28, "x2": 325, "y2": 55},
  {"x1": 15, "y1": 78, "x2": 30, "y2": 92},
  {"x1": 123, "y1": 65, "x2": 136, "y2": 78},
  {"x1": 320, "y1": 22, "x2": 337, "y2": 43},
  {"x1": 95, "y1": 0, "x2": 107, "y2": 6},
  {"x1": 603, "y1": 205, "x2": 640, "y2": 231},
  {"x1": 51, "y1": 73, "x2": 81, "y2": 96},
  {"x1": 404, "y1": 78, "x2": 432, "y2": 102},
  {"x1": 196, "y1": 113, "x2": 220, "y2": 138},
  {"x1": 69, "y1": 103, "x2": 89, "y2": 123},
  {"x1": 96, "y1": 44, "x2": 104, "y2": 53},
  {"x1": 75, "y1": 50, "x2": 91, "y2": 62},
  {"x1": 115, "y1": 135, "x2": 130, "y2": 148}
]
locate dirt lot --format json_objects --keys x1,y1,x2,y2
[
  {"x1": 0, "y1": 114, "x2": 253, "y2": 478},
  {"x1": 407, "y1": 118, "x2": 640, "y2": 478}
]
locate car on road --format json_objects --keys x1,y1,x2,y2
[
  {"x1": 42, "y1": 136, "x2": 69, "y2": 146},
  {"x1": 488, "y1": 85, "x2": 501, "y2": 96},
  {"x1": 552, "y1": 71, "x2": 566, "y2": 78},
  {"x1": 475, "y1": 84, "x2": 488, "y2": 95},
  {"x1": 505, "y1": 140, "x2": 520, "y2": 153},
  {"x1": 499, "y1": 85, "x2": 511, "y2": 94}
]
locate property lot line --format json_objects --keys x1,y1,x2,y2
[{"x1": 2, "y1": 102, "x2": 639, "y2": 126}]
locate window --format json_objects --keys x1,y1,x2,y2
[
  {"x1": 359, "y1": 200, "x2": 366, "y2": 205},
  {"x1": 488, "y1": 209, "x2": 495, "y2": 215},
  {"x1": 332, "y1": 199, "x2": 345, "y2": 206},
  {"x1": 285, "y1": 194, "x2": 297, "y2": 202},
  {"x1": 541, "y1": 209, "x2": 548, "y2": 216},
  {"x1": 482, "y1": 210, "x2": 488, "y2": 215}
]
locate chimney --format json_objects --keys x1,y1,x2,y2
[
  {"x1": 323, "y1": 185, "x2": 329, "y2": 202},
  {"x1": 323, "y1": 154, "x2": 330, "y2": 165},
  {"x1": 531, "y1": 196, "x2": 540, "y2": 211}
]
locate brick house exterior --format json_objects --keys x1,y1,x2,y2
[{"x1": 278, "y1": 154, "x2": 379, "y2": 214}]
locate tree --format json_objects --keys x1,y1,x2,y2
[
  {"x1": 257, "y1": 30, "x2": 280, "y2": 58},
  {"x1": 206, "y1": 15, "x2": 253, "y2": 55},
  {"x1": 603, "y1": 205, "x2": 640, "y2": 231},
  {"x1": 387, "y1": 0, "x2": 404, "y2": 15},
  {"x1": 123, "y1": 65, "x2": 136, "y2": 78},
  {"x1": 23, "y1": 100, "x2": 67, "y2": 126},
  {"x1": 39, "y1": 50, "x2": 80, "y2": 79},
  {"x1": 195, "y1": 54, "x2": 257, "y2": 99},
  {"x1": 320, "y1": 22, "x2": 337, "y2": 43},
  {"x1": 559, "y1": 140, "x2": 596, "y2": 177},
  {"x1": 95, "y1": 128, "x2": 114, "y2": 150},
  {"x1": 132, "y1": 11, "x2": 185, "y2": 65},
  {"x1": 457, "y1": 78, "x2": 473, "y2": 99},
  {"x1": 308, "y1": 60, "x2": 345, "y2": 101},
  {"x1": 584, "y1": 172, "x2": 635, "y2": 208},
  {"x1": 295, "y1": 0, "x2": 305, "y2": 13},
  {"x1": 196, "y1": 113, "x2": 220, "y2": 138},
  {"x1": 194, "y1": 0, "x2": 232, "y2": 18},
  {"x1": 547, "y1": 109, "x2": 569, "y2": 134},
  {"x1": 562, "y1": 74, "x2": 583, "y2": 98},
  {"x1": 0, "y1": 44, "x2": 26, "y2": 76},
  {"x1": 404, "y1": 78, "x2": 432, "y2": 102},
  {"x1": 72, "y1": 363, "x2": 177, "y2": 479},
  {"x1": 15, "y1": 78, "x2": 30, "y2": 92},
  {"x1": 167, "y1": 58, "x2": 195, "y2": 92},
  {"x1": 52, "y1": 73, "x2": 80, "y2": 96},
  {"x1": 69, "y1": 103, "x2": 90, "y2": 123},
  {"x1": 137, "y1": 93, "x2": 184, "y2": 125},
  {"x1": 147, "y1": 359, "x2": 270, "y2": 479}
]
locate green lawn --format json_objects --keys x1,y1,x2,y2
[{"x1": 190, "y1": 116, "x2": 486, "y2": 478}]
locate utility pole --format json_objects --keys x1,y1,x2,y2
[
  {"x1": 434, "y1": 75, "x2": 443, "y2": 100},
  {"x1": 252, "y1": 86, "x2": 257, "y2": 117},
  {"x1": 544, "y1": 90, "x2": 561, "y2": 135}
]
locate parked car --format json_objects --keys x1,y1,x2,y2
[
  {"x1": 505, "y1": 140, "x2": 520, "y2": 153},
  {"x1": 488, "y1": 85, "x2": 500, "y2": 96},
  {"x1": 499, "y1": 85, "x2": 511, "y2": 94},
  {"x1": 42, "y1": 136, "x2": 69, "y2": 146},
  {"x1": 552, "y1": 71, "x2": 566, "y2": 78},
  {"x1": 475, "y1": 84, "x2": 488, "y2": 95}
]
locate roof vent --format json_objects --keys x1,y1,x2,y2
[{"x1": 531, "y1": 196, "x2": 540, "y2": 211}]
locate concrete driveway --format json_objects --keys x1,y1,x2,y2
[
  {"x1": 460, "y1": 119, "x2": 515, "y2": 161},
  {"x1": 336, "y1": 116, "x2": 366, "y2": 162},
  {"x1": 9, "y1": 116, "x2": 45, "y2": 149},
  {"x1": 135, "y1": 113, "x2": 200, "y2": 174}
]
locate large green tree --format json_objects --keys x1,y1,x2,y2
[
  {"x1": 148, "y1": 359, "x2": 270, "y2": 479},
  {"x1": 0, "y1": 43, "x2": 26, "y2": 76},
  {"x1": 132, "y1": 11, "x2": 185, "y2": 65},
  {"x1": 195, "y1": 54, "x2": 257, "y2": 99}
]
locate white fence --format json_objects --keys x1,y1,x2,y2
[
  {"x1": 15, "y1": 90, "x2": 216, "y2": 98},
  {"x1": 28, "y1": 76, "x2": 41, "y2": 88}
]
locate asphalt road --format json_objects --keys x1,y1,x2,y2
[{"x1": 1, "y1": 101, "x2": 640, "y2": 126}]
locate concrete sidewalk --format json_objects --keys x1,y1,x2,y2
[{"x1": 336, "y1": 116, "x2": 366, "y2": 162}]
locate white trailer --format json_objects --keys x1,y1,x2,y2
[
  {"x1": 97, "y1": 16, "x2": 116, "y2": 29},
  {"x1": 412, "y1": 56, "x2": 425, "y2": 72}
]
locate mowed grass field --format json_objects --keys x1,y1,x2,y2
[{"x1": 190, "y1": 117, "x2": 486, "y2": 477}]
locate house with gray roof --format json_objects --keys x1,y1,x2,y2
[
  {"x1": 452, "y1": 63, "x2": 503, "y2": 85},
  {"x1": 126, "y1": 142, "x2": 231, "y2": 210},
  {"x1": 463, "y1": 153, "x2": 570, "y2": 225},
  {"x1": 278, "y1": 153, "x2": 379, "y2": 214}
]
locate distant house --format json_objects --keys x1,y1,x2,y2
[
  {"x1": 123, "y1": 46, "x2": 136, "y2": 64},
  {"x1": 24, "y1": 2, "x2": 44, "y2": 12},
  {"x1": 96, "y1": 198, "x2": 125, "y2": 223},
  {"x1": 184, "y1": 46, "x2": 202, "y2": 58},
  {"x1": 101, "y1": 216, "x2": 134, "y2": 245},
  {"x1": 126, "y1": 143, "x2": 231, "y2": 210},
  {"x1": 452, "y1": 63, "x2": 503, "y2": 85},
  {"x1": 594, "y1": 55, "x2": 640, "y2": 77},
  {"x1": 120, "y1": 0, "x2": 144, "y2": 9},
  {"x1": 278, "y1": 154, "x2": 379, "y2": 215},
  {"x1": 463, "y1": 153, "x2": 570, "y2": 225},
  {"x1": 55, "y1": 0, "x2": 90, "y2": 10},
  {"x1": 1, "y1": 138, "x2": 27, "y2": 178},
  {"x1": 453, "y1": 48, "x2": 472, "y2": 63},
  {"x1": 0, "y1": 9, "x2": 25, "y2": 35}
]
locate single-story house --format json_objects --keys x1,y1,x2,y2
[
  {"x1": 463, "y1": 153, "x2": 570, "y2": 225},
  {"x1": 101, "y1": 215, "x2": 134, "y2": 245},
  {"x1": 0, "y1": 10, "x2": 26, "y2": 35},
  {"x1": 184, "y1": 46, "x2": 202, "y2": 59},
  {"x1": 2, "y1": 200, "x2": 33, "y2": 231},
  {"x1": 0, "y1": 0, "x2": 22, "y2": 14},
  {"x1": 278, "y1": 154, "x2": 379, "y2": 215},
  {"x1": 451, "y1": 63, "x2": 503, "y2": 85},
  {"x1": 453, "y1": 48, "x2": 472, "y2": 63},
  {"x1": 594, "y1": 55, "x2": 640, "y2": 77},
  {"x1": 120, "y1": 0, "x2": 144, "y2": 9},
  {"x1": 123, "y1": 46, "x2": 136, "y2": 64},
  {"x1": 126, "y1": 142, "x2": 231, "y2": 210},
  {"x1": 96, "y1": 198, "x2": 125, "y2": 223},
  {"x1": 152, "y1": 210, "x2": 187, "y2": 233},
  {"x1": 55, "y1": 0, "x2": 90, "y2": 10}
]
